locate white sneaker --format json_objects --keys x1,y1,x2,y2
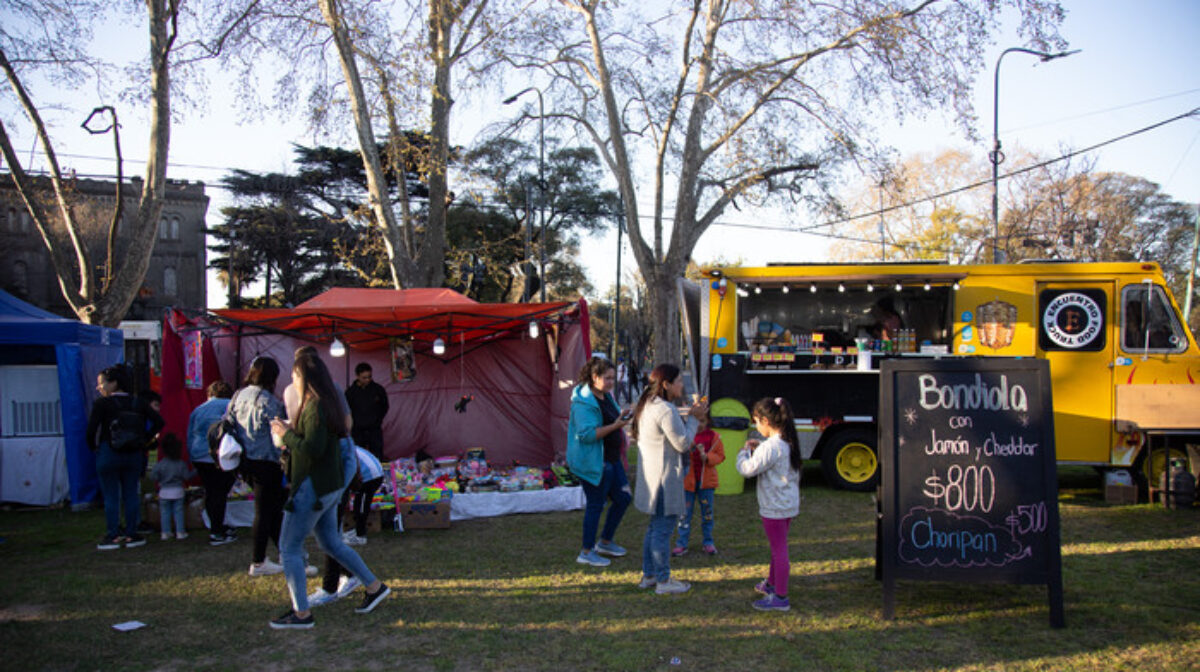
[
  {"x1": 655, "y1": 579, "x2": 691, "y2": 595},
  {"x1": 637, "y1": 576, "x2": 657, "y2": 589},
  {"x1": 175, "y1": 532, "x2": 188, "y2": 540},
  {"x1": 160, "y1": 533, "x2": 172, "y2": 541},
  {"x1": 305, "y1": 564, "x2": 319, "y2": 577},
  {"x1": 336, "y1": 575, "x2": 362, "y2": 599},
  {"x1": 343, "y1": 530, "x2": 367, "y2": 546},
  {"x1": 307, "y1": 587, "x2": 338, "y2": 607},
  {"x1": 248, "y1": 559, "x2": 284, "y2": 577}
]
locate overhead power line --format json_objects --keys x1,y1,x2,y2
[{"x1": 10, "y1": 108, "x2": 1198, "y2": 247}]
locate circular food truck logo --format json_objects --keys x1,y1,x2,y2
[{"x1": 1042, "y1": 292, "x2": 1103, "y2": 349}]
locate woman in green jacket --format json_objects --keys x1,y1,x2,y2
[{"x1": 267, "y1": 350, "x2": 390, "y2": 630}]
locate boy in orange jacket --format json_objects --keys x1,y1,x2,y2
[{"x1": 672, "y1": 410, "x2": 725, "y2": 556}]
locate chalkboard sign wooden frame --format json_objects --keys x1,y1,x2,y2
[{"x1": 879, "y1": 357, "x2": 1065, "y2": 628}]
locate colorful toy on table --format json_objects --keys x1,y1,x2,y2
[
  {"x1": 430, "y1": 456, "x2": 458, "y2": 481},
  {"x1": 390, "y1": 458, "x2": 426, "y2": 499},
  {"x1": 458, "y1": 454, "x2": 489, "y2": 480},
  {"x1": 550, "y1": 461, "x2": 578, "y2": 487}
]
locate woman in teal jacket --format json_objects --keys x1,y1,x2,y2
[{"x1": 567, "y1": 357, "x2": 633, "y2": 568}]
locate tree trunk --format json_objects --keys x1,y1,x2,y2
[
  {"x1": 420, "y1": 0, "x2": 455, "y2": 289},
  {"x1": 318, "y1": 0, "x2": 415, "y2": 289},
  {"x1": 89, "y1": 0, "x2": 174, "y2": 326}
]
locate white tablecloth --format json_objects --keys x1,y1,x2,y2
[
  {"x1": 0, "y1": 436, "x2": 69, "y2": 506},
  {"x1": 450, "y1": 487, "x2": 584, "y2": 521},
  {"x1": 202, "y1": 499, "x2": 255, "y2": 530},
  {"x1": 204, "y1": 487, "x2": 586, "y2": 527}
]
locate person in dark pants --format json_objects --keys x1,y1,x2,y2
[
  {"x1": 344, "y1": 362, "x2": 389, "y2": 461},
  {"x1": 230, "y1": 357, "x2": 289, "y2": 577},
  {"x1": 87, "y1": 365, "x2": 164, "y2": 550},
  {"x1": 187, "y1": 380, "x2": 238, "y2": 545}
]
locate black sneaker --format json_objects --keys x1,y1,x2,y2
[
  {"x1": 97, "y1": 534, "x2": 121, "y2": 551},
  {"x1": 209, "y1": 531, "x2": 237, "y2": 546},
  {"x1": 269, "y1": 609, "x2": 314, "y2": 630},
  {"x1": 355, "y1": 583, "x2": 391, "y2": 614},
  {"x1": 124, "y1": 533, "x2": 147, "y2": 548}
]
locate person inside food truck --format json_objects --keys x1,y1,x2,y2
[{"x1": 869, "y1": 298, "x2": 903, "y2": 341}]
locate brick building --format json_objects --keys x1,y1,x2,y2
[{"x1": 0, "y1": 175, "x2": 210, "y2": 320}]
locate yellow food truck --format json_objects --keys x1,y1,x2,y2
[{"x1": 692, "y1": 261, "x2": 1200, "y2": 494}]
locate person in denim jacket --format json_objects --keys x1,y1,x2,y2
[{"x1": 230, "y1": 357, "x2": 288, "y2": 577}]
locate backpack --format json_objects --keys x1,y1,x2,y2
[
  {"x1": 207, "y1": 416, "x2": 243, "y2": 471},
  {"x1": 109, "y1": 396, "x2": 149, "y2": 453},
  {"x1": 208, "y1": 389, "x2": 260, "y2": 471}
]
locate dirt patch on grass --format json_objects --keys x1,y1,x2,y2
[{"x1": 0, "y1": 604, "x2": 49, "y2": 623}]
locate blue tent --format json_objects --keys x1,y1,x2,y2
[{"x1": 0, "y1": 290, "x2": 124, "y2": 505}]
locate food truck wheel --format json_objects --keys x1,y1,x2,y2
[
  {"x1": 820, "y1": 428, "x2": 879, "y2": 492},
  {"x1": 1136, "y1": 446, "x2": 1190, "y2": 500}
]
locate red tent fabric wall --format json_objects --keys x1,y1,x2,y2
[{"x1": 161, "y1": 294, "x2": 589, "y2": 467}]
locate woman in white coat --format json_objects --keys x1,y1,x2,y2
[{"x1": 630, "y1": 364, "x2": 708, "y2": 595}]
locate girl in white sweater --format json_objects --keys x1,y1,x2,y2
[{"x1": 736, "y1": 397, "x2": 801, "y2": 612}]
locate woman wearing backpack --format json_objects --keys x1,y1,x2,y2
[{"x1": 87, "y1": 365, "x2": 163, "y2": 550}]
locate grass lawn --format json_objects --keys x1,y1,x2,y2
[{"x1": 0, "y1": 466, "x2": 1197, "y2": 671}]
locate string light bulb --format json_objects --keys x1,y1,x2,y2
[
  {"x1": 810, "y1": 283, "x2": 817, "y2": 293},
  {"x1": 866, "y1": 282, "x2": 874, "y2": 292},
  {"x1": 781, "y1": 284, "x2": 790, "y2": 294},
  {"x1": 329, "y1": 336, "x2": 346, "y2": 358},
  {"x1": 528, "y1": 320, "x2": 540, "y2": 338},
  {"x1": 432, "y1": 337, "x2": 446, "y2": 355},
  {"x1": 838, "y1": 282, "x2": 845, "y2": 293}
]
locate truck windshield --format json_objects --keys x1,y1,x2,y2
[{"x1": 1120, "y1": 284, "x2": 1187, "y2": 353}]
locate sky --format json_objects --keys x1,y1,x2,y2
[{"x1": 4, "y1": 1, "x2": 1198, "y2": 309}]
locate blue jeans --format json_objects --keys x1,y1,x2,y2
[
  {"x1": 95, "y1": 442, "x2": 142, "y2": 538},
  {"x1": 280, "y1": 478, "x2": 377, "y2": 614},
  {"x1": 675, "y1": 488, "x2": 715, "y2": 548},
  {"x1": 580, "y1": 461, "x2": 632, "y2": 551},
  {"x1": 642, "y1": 513, "x2": 676, "y2": 582},
  {"x1": 160, "y1": 497, "x2": 185, "y2": 535}
]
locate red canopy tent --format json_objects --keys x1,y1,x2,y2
[{"x1": 161, "y1": 288, "x2": 591, "y2": 467}]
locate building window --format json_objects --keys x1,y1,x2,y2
[
  {"x1": 159, "y1": 215, "x2": 180, "y2": 240},
  {"x1": 10, "y1": 260, "x2": 28, "y2": 296},
  {"x1": 163, "y1": 267, "x2": 177, "y2": 297}
]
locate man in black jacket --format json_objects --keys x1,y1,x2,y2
[{"x1": 345, "y1": 362, "x2": 390, "y2": 460}]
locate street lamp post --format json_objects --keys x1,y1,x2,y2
[
  {"x1": 990, "y1": 47, "x2": 1078, "y2": 263},
  {"x1": 504, "y1": 87, "x2": 546, "y2": 301}
]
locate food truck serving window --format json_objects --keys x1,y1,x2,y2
[
  {"x1": 736, "y1": 284, "x2": 953, "y2": 351},
  {"x1": 1120, "y1": 284, "x2": 1187, "y2": 354}
]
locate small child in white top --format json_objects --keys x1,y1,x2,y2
[
  {"x1": 736, "y1": 397, "x2": 801, "y2": 612},
  {"x1": 151, "y1": 434, "x2": 195, "y2": 540}
]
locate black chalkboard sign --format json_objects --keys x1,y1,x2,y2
[{"x1": 879, "y1": 358, "x2": 1064, "y2": 628}]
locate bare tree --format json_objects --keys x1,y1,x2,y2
[
  {"x1": 0, "y1": 0, "x2": 260, "y2": 325},
  {"x1": 829, "y1": 149, "x2": 991, "y2": 263},
  {"x1": 217, "y1": 0, "x2": 525, "y2": 289},
  {"x1": 519, "y1": 0, "x2": 1064, "y2": 362}
]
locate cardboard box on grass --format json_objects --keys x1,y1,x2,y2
[
  {"x1": 396, "y1": 500, "x2": 450, "y2": 529},
  {"x1": 342, "y1": 509, "x2": 385, "y2": 534},
  {"x1": 143, "y1": 497, "x2": 206, "y2": 531},
  {"x1": 1105, "y1": 484, "x2": 1138, "y2": 505}
]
